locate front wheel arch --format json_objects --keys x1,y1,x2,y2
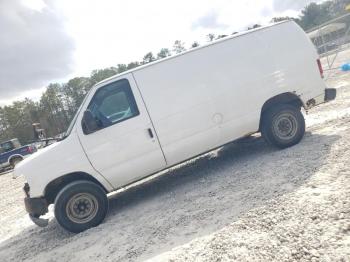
[{"x1": 44, "y1": 172, "x2": 108, "y2": 205}]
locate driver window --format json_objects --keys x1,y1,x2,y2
[{"x1": 87, "y1": 79, "x2": 139, "y2": 128}]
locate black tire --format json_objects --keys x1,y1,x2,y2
[
  {"x1": 54, "y1": 180, "x2": 108, "y2": 233},
  {"x1": 261, "y1": 104, "x2": 305, "y2": 149}
]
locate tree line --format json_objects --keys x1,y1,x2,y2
[{"x1": 1, "y1": 0, "x2": 349, "y2": 144}]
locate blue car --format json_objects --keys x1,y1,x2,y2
[{"x1": 0, "y1": 138, "x2": 37, "y2": 172}]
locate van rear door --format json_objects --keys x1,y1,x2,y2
[{"x1": 77, "y1": 74, "x2": 166, "y2": 188}]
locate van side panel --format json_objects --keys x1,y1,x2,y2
[
  {"x1": 133, "y1": 31, "x2": 267, "y2": 165},
  {"x1": 133, "y1": 61, "x2": 221, "y2": 166},
  {"x1": 133, "y1": 21, "x2": 326, "y2": 165}
]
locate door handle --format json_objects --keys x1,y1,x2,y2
[{"x1": 147, "y1": 128, "x2": 154, "y2": 139}]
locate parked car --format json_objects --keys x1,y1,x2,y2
[
  {"x1": 14, "y1": 21, "x2": 336, "y2": 233},
  {"x1": 0, "y1": 139, "x2": 37, "y2": 172}
]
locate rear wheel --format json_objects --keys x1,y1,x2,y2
[
  {"x1": 261, "y1": 104, "x2": 305, "y2": 149},
  {"x1": 54, "y1": 180, "x2": 108, "y2": 233}
]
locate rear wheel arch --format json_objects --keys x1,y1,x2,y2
[
  {"x1": 259, "y1": 92, "x2": 304, "y2": 131},
  {"x1": 9, "y1": 155, "x2": 24, "y2": 167},
  {"x1": 44, "y1": 172, "x2": 108, "y2": 204}
]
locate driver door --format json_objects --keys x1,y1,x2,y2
[{"x1": 77, "y1": 74, "x2": 167, "y2": 188}]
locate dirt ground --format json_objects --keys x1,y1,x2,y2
[{"x1": 0, "y1": 51, "x2": 349, "y2": 262}]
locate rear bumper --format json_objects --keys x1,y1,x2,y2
[
  {"x1": 0, "y1": 162, "x2": 9, "y2": 169},
  {"x1": 325, "y1": 88, "x2": 336, "y2": 102},
  {"x1": 306, "y1": 88, "x2": 337, "y2": 109}
]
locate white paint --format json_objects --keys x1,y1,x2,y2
[
  {"x1": 14, "y1": 132, "x2": 114, "y2": 197},
  {"x1": 14, "y1": 21, "x2": 328, "y2": 197}
]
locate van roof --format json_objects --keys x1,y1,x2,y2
[{"x1": 95, "y1": 20, "x2": 293, "y2": 87}]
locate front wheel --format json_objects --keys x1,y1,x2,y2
[
  {"x1": 261, "y1": 104, "x2": 305, "y2": 149},
  {"x1": 54, "y1": 180, "x2": 108, "y2": 233}
]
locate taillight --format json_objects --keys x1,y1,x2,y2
[
  {"x1": 317, "y1": 59, "x2": 324, "y2": 78},
  {"x1": 27, "y1": 146, "x2": 33, "y2": 153}
]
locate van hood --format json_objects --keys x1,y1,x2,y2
[
  {"x1": 11, "y1": 126, "x2": 112, "y2": 198},
  {"x1": 13, "y1": 141, "x2": 61, "y2": 178}
]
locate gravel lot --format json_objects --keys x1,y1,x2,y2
[{"x1": 0, "y1": 51, "x2": 349, "y2": 262}]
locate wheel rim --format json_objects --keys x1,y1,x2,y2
[
  {"x1": 66, "y1": 193, "x2": 99, "y2": 224},
  {"x1": 273, "y1": 113, "x2": 298, "y2": 140}
]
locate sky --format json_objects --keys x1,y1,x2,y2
[{"x1": 0, "y1": 0, "x2": 323, "y2": 105}]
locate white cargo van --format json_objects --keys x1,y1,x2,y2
[{"x1": 14, "y1": 21, "x2": 336, "y2": 232}]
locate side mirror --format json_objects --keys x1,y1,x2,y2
[{"x1": 82, "y1": 110, "x2": 99, "y2": 134}]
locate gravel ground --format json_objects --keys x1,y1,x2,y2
[{"x1": 0, "y1": 51, "x2": 349, "y2": 262}]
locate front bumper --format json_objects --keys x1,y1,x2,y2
[
  {"x1": 23, "y1": 183, "x2": 49, "y2": 227},
  {"x1": 24, "y1": 197, "x2": 48, "y2": 216}
]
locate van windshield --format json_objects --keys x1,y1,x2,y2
[{"x1": 62, "y1": 91, "x2": 91, "y2": 139}]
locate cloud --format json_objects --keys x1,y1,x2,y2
[
  {"x1": 191, "y1": 11, "x2": 229, "y2": 30},
  {"x1": 272, "y1": 0, "x2": 324, "y2": 12},
  {"x1": 0, "y1": 0, "x2": 74, "y2": 102}
]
